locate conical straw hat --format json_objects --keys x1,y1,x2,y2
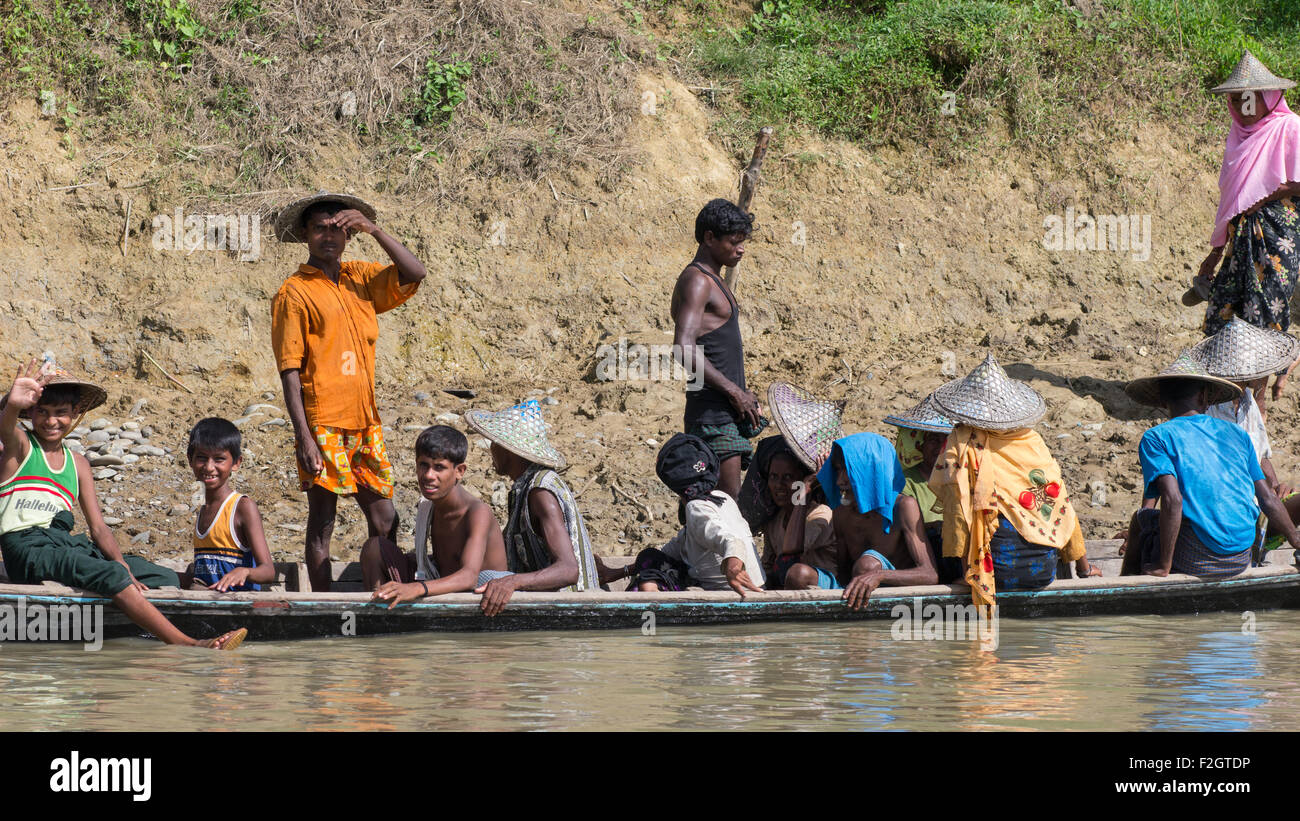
[
  {"x1": 931, "y1": 354, "x2": 1045, "y2": 431},
  {"x1": 1210, "y1": 50, "x2": 1296, "y2": 94},
  {"x1": 17, "y1": 367, "x2": 107, "y2": 418},
  {"x1": 1125, "y1": 351, "x2": 1242, "y2": 408},
  {"x1": 465, "y1": 399, "x2": 566, "y2": 469},
  {"x1": 767, "y1": 381, "x2": 845, "y2": 471},
  {"x1": 274, "y1": 191, "x2": 377, "y2": 242},
  {"x1": 1189, "y1": 317, "x2": 1300, "y2": 381},
  {"x1": 883, "y1": 389, "x2": 956, "y2": 433}
]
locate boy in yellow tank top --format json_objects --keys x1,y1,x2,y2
[
  {"x1": 0, "y1": 360, "x2": 246, "y2": 649},
  {"x1": 184, "y1": 418, "x2": 274, "y2": 593}
]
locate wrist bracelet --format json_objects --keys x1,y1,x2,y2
[{"x1": 420, "y1": 580, "x2": 430, "y2": 596}]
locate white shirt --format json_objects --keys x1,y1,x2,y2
[
  {"x1": 1208, "y1": 391, "x2": 1272, "y2": 464},
  {"x1": 661, "y1": 493, "x2": 766, "y2": 590}
]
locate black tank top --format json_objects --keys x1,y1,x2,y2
[{"x1": 684, "y1": 264, "x2": 746, "y2": 427}]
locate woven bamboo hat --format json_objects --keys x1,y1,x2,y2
[
  {"x1": 931, "y1": 354, "x2": 1045, "y2": 431},
  {"x1": 274, "y1": 191, "x2": 377, "y2": 242},
  {"x1": 1210, "y1": 50, "x2": 1296, "y2": 94},
  {"x1": 1189, "y1": 318, "x2": 1300, "y2": 381},
  {"x1": 465, "y1": 399, "x2": 566, "y2": 470},
  {"x1": 19, "y1": 367, "x2": 107, "y2": 418},
  {"x1": 767, "y1": 381, "x2": 845, "y2": 471},
  {"x1": 1125, "y1": 351, "x2": 1242, "y2": 408},
  {"x1": 883, "y1": 390, "x2": 956, "y2": 433}
]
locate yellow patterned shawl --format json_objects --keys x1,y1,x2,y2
[
  {"x1": 894, "y1": 427, "x2": 926, "y2": 468},
  {"x1": 928, "y1": 425, "x2": 1085, "y2": 607}
]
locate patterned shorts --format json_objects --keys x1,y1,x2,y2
[
  {"x1": 298, "y1": 424, "x2": 395, "y2": 498},
  {"x1": 686, "y1": 418, "x2": 766, "y2": 469}
]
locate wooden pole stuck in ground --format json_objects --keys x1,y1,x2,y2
[{"x1": 724, "y1": 126, "x2": 773, "y2": 292}]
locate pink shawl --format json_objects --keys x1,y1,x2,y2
[{"x1": 1212, "y1": 90, "x2": 1300, "y2": 247}]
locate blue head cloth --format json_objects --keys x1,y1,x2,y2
[{"x1": 816, "y1": 432, "x2": 905, "y2": 533}]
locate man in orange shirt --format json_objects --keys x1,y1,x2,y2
[{"x1": 272, "y1": 193, "x2": 427, "y2": 590}]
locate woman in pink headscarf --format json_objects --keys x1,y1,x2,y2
[{"x1": 1187, "y1": 52, "x2": 1300, "y2": 406}]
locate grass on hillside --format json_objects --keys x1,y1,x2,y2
[
  {"x1": 0, "y1": 0, "x2": 650, "y2": 201},
  {"x1": 2, "y1": 0, "x2": 1297, "y2": 200},
  {"x1": 684, "y1": 0, "x2": 1300, "y2": 162}
]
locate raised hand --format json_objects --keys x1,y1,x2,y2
[
  {"x1": 325, "y1": 209, "x2": 377, "y2": 237},
  {"x1": 7, "y1": 359, "x2": 50, "y2": 411}
]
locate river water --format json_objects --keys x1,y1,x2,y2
[{"x1": 2, "y1": 610, "x2": 1297, "y2": 731}]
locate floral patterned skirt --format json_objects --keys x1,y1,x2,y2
[{"x1": 1205, "y1": 195, "x2": 1300, "y2": 335}]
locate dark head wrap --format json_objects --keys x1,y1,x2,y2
[
  {"x1": 737, "y1": 435, "x2": 828, "y2": 531},
  {"x1": 655, "y1": 433, "x2": 721, "y2": 504}
]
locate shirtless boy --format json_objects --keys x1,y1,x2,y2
[
  {"x1": 368, "y1": 425, "x2": 508, "y2": 607},
  {"x1": 671, "y1": 198, "x2": 764, "y2": 498}
]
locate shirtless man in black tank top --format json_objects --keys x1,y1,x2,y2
[{"x1": 671, "y1": 199, "x2": 763, "y2": 499}]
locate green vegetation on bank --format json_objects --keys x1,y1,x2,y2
[
  {"x1": 0, "y1": 0, "x2": 647, "y2": 197},
  {"x1": 1, "y1": 0, "x2": 1296, "y2": 193},
  {"x1": 689, "y1": 0, "x2": 1300, "y2": 157}
]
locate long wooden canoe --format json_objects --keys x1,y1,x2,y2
[{"x1": 1, "y1": 544, "x2": 1296, "y2": 641}]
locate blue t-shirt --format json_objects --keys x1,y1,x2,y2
[{"x1": 1138, "y1": 414, "x2": 1264, "y2": 555}]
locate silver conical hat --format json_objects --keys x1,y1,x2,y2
[
  {"x1": 883, "y1": 390, "x2": 955, "y2": 433},
  {"x1": 931, "y1": 354, "x2": 1045, "y2": 431},
  {"x1": 465, "y1": 399, "x2": 566, "y2": 469},
  {"x1": 1124, "y1": 351, "x2": 1242, "y2": 408},
  {"x1": 1189, "y1": 318, "x2": 1300, "y2": 381},
  {"x1": 767, "y1": 381, "x2": 845, "y2": 471},
  {"x1": 1210, "y1": 50, "x2": 1296, "y2": 94}
]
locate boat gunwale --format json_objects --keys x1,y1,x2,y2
[{"x1": 1, "y1": 563, "x2": 1296, "y2": 610}]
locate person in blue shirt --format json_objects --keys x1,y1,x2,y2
[{"x1": 1122, "y1": 355, "x2": 1300, "y2": 577}]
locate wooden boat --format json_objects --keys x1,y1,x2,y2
[{"x1": 1, "y1": 543, "x2": 1297, "y2": 641}]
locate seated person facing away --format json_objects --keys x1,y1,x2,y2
[
  {"x1": 816, "y1": 433, "x2": 937, "y2": 610},
  {"x1": 759, "y1": 446, "x2": 839, "y2": 590},
  {"x1": 928, "y1": 355, "x2": 1098, "y2": 608},
  {"x1": 1121, "y1": 358, "x2": 1300, "y2": 578},
  {"x1": 1189, "y1": 318, "x2": 1300, "y2": 552},
  {"x1": 185, "y1": 417, "x2": 275, "y2": 593},
  {"x1": 366, "y1": 425, "x2": 509, "y2": 607},
  {"x1": 0, "y1": 361, "x2": 245, "y2": 649},
  {"x1": 629, "y1": 433, "x2": 765, "y2": 596},
  {"x1": 468, "y1": 401, "x2": 617, "y2": 616}
]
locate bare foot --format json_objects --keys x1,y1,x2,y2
[
  {"x1": 200, "y1": 628, "x2": 248, "y2": 650},
  {"x1": 1272, "y1": 358, "x2": 1298, "y2": 403}
]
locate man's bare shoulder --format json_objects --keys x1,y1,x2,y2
[
  {"x1": 671, "y1": 263, "x2": 710, "y2": 294},
  {"x1": 433, "y1": 486, "x2": 490, "y2": 524}
]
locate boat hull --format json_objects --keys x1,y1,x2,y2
[{"x1": 1, "y1": 565, "x2": 1297, "y2": 641}]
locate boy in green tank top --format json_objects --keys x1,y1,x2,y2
[{"x1": 0, "y1": 359, "x2": 246, "y2": 649}]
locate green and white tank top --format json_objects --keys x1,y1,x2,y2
[{"x1": 0, "y1": 431, "x2": 79, "y2": 535}]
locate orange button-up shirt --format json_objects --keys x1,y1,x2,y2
[{"x1": 271, "y1": 261, "x2": 418, "y2": 429}]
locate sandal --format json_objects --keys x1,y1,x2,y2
[{"x1": 203, "y1": 627, "x2": 248, "y2": 651}]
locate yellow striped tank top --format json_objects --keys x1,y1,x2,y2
[{"x1": 192, "y1": 492, "x2": 260, "y2": 591}]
